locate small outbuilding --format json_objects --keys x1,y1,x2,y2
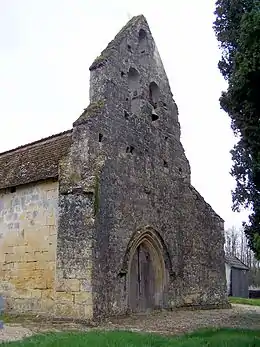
[{"x1": 225, "y1": 255, "x2": 249, "y2": 298}]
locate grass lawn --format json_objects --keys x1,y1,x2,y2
[
  {"x1": 0, "y1": 314, "x2": 20, "y2": 324},
  {"x1": 229, "y1": 297, "x2": 260, "y2": 306},
  {"x1": 1, "y1": 329, "x2": 260, "y2": 347}
]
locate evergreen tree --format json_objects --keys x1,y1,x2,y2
[{"x1": 213, "y1": 0, "x2": 260, "y2": 258}]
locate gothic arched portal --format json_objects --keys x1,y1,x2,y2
[{"x1": 126, "y1": 228, "x2": 168, "y2": 312}]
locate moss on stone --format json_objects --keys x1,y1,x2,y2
[
  {"x1": 87, "y1": 100, "x2": 105, "y2": 113},
  {"x1": 74, "y1": 100, "x2": 105, "y2": 126},
  {"x1": 90, "y1": 52, "x2": 109, "y2": 70},
  {"x1": 69, "y1": 172, "x2": 81, "y2": 184},
  {"x1": 89, "y1": 15, "x2": 146, "y2": 71}
]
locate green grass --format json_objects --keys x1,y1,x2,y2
[
  {"x1": 0, "y1": 313, "x2": 20, "y2": 323},
  {"x1": 0, "y1": 313, "x2": 39, "y2": 324},
  {"x1": 1, "y1": 329, "x2": 260, "y2": 347},
  {"x1": 229, "y1": 296, "x2": 260, "y2": 306}
]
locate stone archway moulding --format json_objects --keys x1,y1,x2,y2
[{"x1": 119, "y1": 226, "x2": 174, "y2": 277}]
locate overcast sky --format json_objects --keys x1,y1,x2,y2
[{"x1": 0, "y1": 0, "x2": 249, "y2": 228}]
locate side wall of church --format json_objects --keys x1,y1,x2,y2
[{"x1": 0, "y1": 180, "x2": 58, "y2": 314}]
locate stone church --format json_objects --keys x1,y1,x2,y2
[{"x1": 0, "y1": 15, "x2": 228, "y2": 320}]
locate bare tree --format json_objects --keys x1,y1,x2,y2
[
  {"x1": 224, "y1": 226, "x2": 239, "y2": 257},
  {"x1": 224, "y1": 225, "x2": 260, "y2": 288}
]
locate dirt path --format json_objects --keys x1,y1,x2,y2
[
  {"x1": 105, "y1": 304, "x2": 260, "y2": 335},
  {"x1": 1, "y1": 304, "x2": 260, "y2": 342}
]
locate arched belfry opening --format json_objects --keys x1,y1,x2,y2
[
  {"x1": 149, "y1": 82, "x2": 160, "y2": 108},
  {"x1": 138, "y1": 29, "x2": 148, "y2": 53},
  {"x1": 127, "y1": 67, "x2": 140, "y2": 91},
  {"x1": 124, "y1": 228, "x2": 169, "y2": 312},
  {"x1": 127, "y1": 67, "x2": 141, "y2": 114}
]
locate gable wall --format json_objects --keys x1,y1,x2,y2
[{"x1": 0, "y1": 180, "x2": 58, "y2": 313}]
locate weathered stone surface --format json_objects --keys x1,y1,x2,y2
[{"x1": 57, "y1": 14, "x2": 228, "y2": 320}]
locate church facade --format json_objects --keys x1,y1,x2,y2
[{"x1": 0, "y1": 15, "x2": 228, "y2": 320}]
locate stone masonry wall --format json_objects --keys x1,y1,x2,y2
[
  {"x1": 0, "y1": 180, "x2": 58, "y2": 314},
  {"x1": 71, "y1": 15, "x2": 228, "y2": 319},
  {"x1": 55, "y1": 137, "x2": 95, "y2": 320}
]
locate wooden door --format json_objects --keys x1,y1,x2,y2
[{"x1": 129, "y1": 243, "x2": 156, "y2": 312}]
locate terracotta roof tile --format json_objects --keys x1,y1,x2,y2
[{"x1": 0, "y1": 130, "x2": 72, "y2": 190}]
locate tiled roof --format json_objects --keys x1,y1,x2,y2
[
  {"x1": 0, "y1": 130, "x2": 72, "y2": 190},
  {"x1": 225, "y1": 255, "x2": 249, "y2": 270}
]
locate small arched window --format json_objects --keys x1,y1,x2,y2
[
  {"x1": 128, "y1": 67, "x2": 140, "y2": 91},
  {"x1": 149, "y1": 82, "x2": 160, "y2": 107},
  {"x1": 138, "y1": 29, "x2": 148, "y2": 53}
]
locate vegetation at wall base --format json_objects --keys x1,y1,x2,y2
[{"x1": 229, "y1": 296, "x2": 260, "y2": 306}]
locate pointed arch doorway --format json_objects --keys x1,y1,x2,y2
[{"x1": 127, "y1": 230, "x2": 167, "y2": 313}]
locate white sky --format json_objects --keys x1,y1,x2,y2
[{"x1": 0, "y1": 0, "x2": 249, "y2": 229}]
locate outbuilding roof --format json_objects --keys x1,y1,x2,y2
[{"x1": 225, "y1": 255, "x2": 249, "y2": 270}]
